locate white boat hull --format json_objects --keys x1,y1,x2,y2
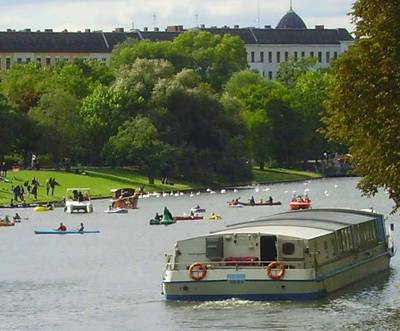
[
  {"x1": 163, "y1": 253, "x2": 391, "y2": 301},
  {"x1": 65, "y1": 201, "x2": 93, "y2": 213}
]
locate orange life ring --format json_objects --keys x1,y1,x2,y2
[
  {"x1": 188, "y1": 262, "x2": 208, "y2": 281},
  {"x1": 266, "y1": 261, "x2": 286, "y2": 280}
]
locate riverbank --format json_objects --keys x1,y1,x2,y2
[{"x1": 0, "y1": 167, "x2": 321, "y2": 206}]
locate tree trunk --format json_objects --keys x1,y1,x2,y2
[{"x1": 148, "y1": 176, "x2": 155, "y2": 185}]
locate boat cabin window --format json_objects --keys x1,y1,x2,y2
[{"x1": 282, "y1": 242, "x2": 295, "y2": 255}]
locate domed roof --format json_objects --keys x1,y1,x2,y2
[{"x1": 276, "y1": 9, "x2": 307, "y2": 29}]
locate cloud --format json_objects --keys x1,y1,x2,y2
[{"x1": 0, "y1": 0, "x2": 355, "y2": 32}]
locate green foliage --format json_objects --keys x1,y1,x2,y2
[
  {"x1": 0, "y1": 64, "x2": 48, "y2": 112},
  {"x1": 111, "y1": 31, "x2": 247, "y2": 90},
  {"x1": 323, "y1": 0, "x2": 400, "y2": 210},
  {"x1": 277, "y1": 56, "x2": 318, "y2": 86},
  {"x1": 29, "y1": 90, "x2": 85, "y2": 161},
  {"x1": 108, "y1": 116, "x2": 176, "y2": 184}
]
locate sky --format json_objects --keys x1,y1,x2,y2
[{"x1": 0, "y1": 0, "x2": 356, "y2": 33}]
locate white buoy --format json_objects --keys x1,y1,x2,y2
[
  {"x1": 234, "y1": 189, "x2": 238, "y2": 193},
  {"x1": 334, "y1": 184, "x2": 339, "y2": 189},
  {"x1": 263, "y1": 187, "x2": 270, "y2": 192},
  {"x1": 180, "y1": 192, "x2": 184, "y2": 196},
  {"x1": 284, "y1": 190, "x2": 288, "y2": 194},
  {"x1": 220, "y1": 189, "x2": 226, "y2": 194},
  {"x1": 255, "y1": 187, "x2": 260, "y2": 193},
  {"x1": 206, "y1": 188, "x2": 211, "y2": 192}
]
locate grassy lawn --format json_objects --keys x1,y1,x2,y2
[{"x1": 0, "y1": 167, "x2": 320, "y2": 205}]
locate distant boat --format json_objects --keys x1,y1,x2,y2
[
  {"x1": 237, "y1": 201, "x2": 282, "y2": 207},
  {"x1": 34, "y1": 229, "x2": 100, "y2": 235},
  {"x1": 104, "y1": 208, "x2": 128, "y2": 214}
]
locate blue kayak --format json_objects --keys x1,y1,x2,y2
[{"x1": 34, "y1": 229, "x2": 100, "y2": 235}]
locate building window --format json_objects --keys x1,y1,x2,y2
[
  {"x1": 268, "y1": 71, "x2": 273, "y2": 80},
  {"x1": 260, "y1": 51, "x2": 264, "y2": 63},
  {"x1": 46, "y1": 58, "x2": 51, "y2": 66},
  {"x1": 334, "y1": 51, "x2": 338, "y2": 60},
  {"x1": 276, "y1": 51, "x2": 280, "y2": 63},
  {"x1": 284, "y1": 51, "x2": 289, "y2": 61},
  {"x1": 301, "y1": 51, "x2": 305, "y2": 58},
  {"x1": 268, "y1": 52, "x2": 272, "y2": 63},
  {"x1": 36, "y1": 58, "x2": 42, "y2": 67},
  {"x1": 101, "y1": 58, "x2": 107, "y2": 63},
  {"x1": 250, "y1": 51, "x2": 255, "y2": 63},
  {"x1": 326, "y1": 52, "x2": 330, "y2": 63},
  {"x1": 6, "y1": 58, "x2": 11, "y2": 69},
  {"x1": 294, "y1": 52, "x2": 298, "y2": 60},
  {"x1": 26, "y1": 58, "x2": 31, "y2": 63},
  {"x1": 262, "y1": 71, "x2": 265, "y2": 77},
  {"x1": 310, "y1": 51, "x2": 314, "y2": 58},
  {"x1": 318, "y1": 52, "x2": 322, "y2": 63},
  {"x1": 17, "y1": 58, "x2": 22, "y2": 64}
]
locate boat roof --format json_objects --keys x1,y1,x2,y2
[
  {"x1": 210, "y1": 209, "x2": 381, "y2": 240},
  {"x1": 110, "y1": 188, "x2": 135, "y2": 192}
]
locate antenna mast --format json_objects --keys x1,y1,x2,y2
[{"x1": 257, "y1": 0, "x2": 261, "y2": 28}]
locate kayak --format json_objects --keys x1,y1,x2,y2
[
  {"x1": 34, "y1": 229, "x2": 100, "y2": 234},
  {"x1": 209, "y1": 213, "x2": 222, "y2": 220},
  {"x1": 104, "y1": 208, "x2": 128, "y2": 214},
  {"x1": 34, "y1": 206, "x2": 52, "y2": 212},
  {"x1": 174, "y1": 215, "x2": 204, "y2": 221},
  {"x1": 238, "y1": 201, "x2": 282, "y2": 206}
]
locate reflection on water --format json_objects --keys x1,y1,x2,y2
[{"x1": 0, "y1": 177, "x2": 399, "y2": 330}]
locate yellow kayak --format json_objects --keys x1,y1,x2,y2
[
  {"x1": 34, "y1": 206, "x2": 52, "y2": 212},
  {"x1": 209, "y1": 213, "x2": 222, "y2": 220}
]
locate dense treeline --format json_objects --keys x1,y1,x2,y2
[{"x1": 0, "y1": 31, "x2": 335, "y2": 184}]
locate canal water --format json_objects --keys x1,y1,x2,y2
[{"x1": 0, "y1": 177, "x2": 399, "y2": 330}]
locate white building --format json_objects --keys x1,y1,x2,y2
[{"x1": 0, "y1": 7, "x2": 353, "y2": 76}]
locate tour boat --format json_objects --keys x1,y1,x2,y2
[
  {"x1": 64, "y1": 188, "x2": 93, "y2": 213},
  {"x1": 0, "y1": 219, "x2": 15, "y2": 227},
  {"x1": 289, "y1": 196, "x2": 311, "y2": 210},
  {"x1": 162, "y1": 208, "x2": 395, "y2": 301}
]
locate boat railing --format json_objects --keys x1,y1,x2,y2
[{"x1": 165, "y1": 260, "x2": 297, "y2": 271}]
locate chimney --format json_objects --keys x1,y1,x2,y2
[
  {"x1": 143, "y1": 27, "x2": 148, "y2": 32},
  {"x1": 234, "y1": 25, "x2": 239, "y2": 29},
  {"x1": 85, "y1": 28, "x2": 91, "y2": 33},
  {"x1": 264, "y1": 25, "x2": 271, "y2": 29},
  {"x1": 315, "y1": 25, "x2": 324, "y2": 30},
  {"x1": 166, "y1": 25, "x2": 183, "y2": 32},
  {"x1": 154, "y1": 27, "x2": 159, "y2": 32},
  {"x1": 114, "y1": 27, "x2": 124, "y2": 33}
]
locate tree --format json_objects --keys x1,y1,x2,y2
[
  {"x1": 323, "y1": 0, "x2": 400, "y2": 211},
  {"x1": 108, "y1": 116, "x2": 175, "y2": 184},
  {"x1": 29, "y1": 90, "x2": 86, "y2": 162},
  {"x1": 277, "y1": 56, "x2": 317, "y2": 87},
  {"x1": 290, "y1": 70, "x2": 336, "y2": 161},
  {"x1": 111, "y1": 31, "x2": 248, "y2": 90},
  {"x1": 0, "y1": 64, "x2": 48, "y2": 112},
  {"x1": 224, "y1": 70, "x2": 285, "y2": 169}
]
